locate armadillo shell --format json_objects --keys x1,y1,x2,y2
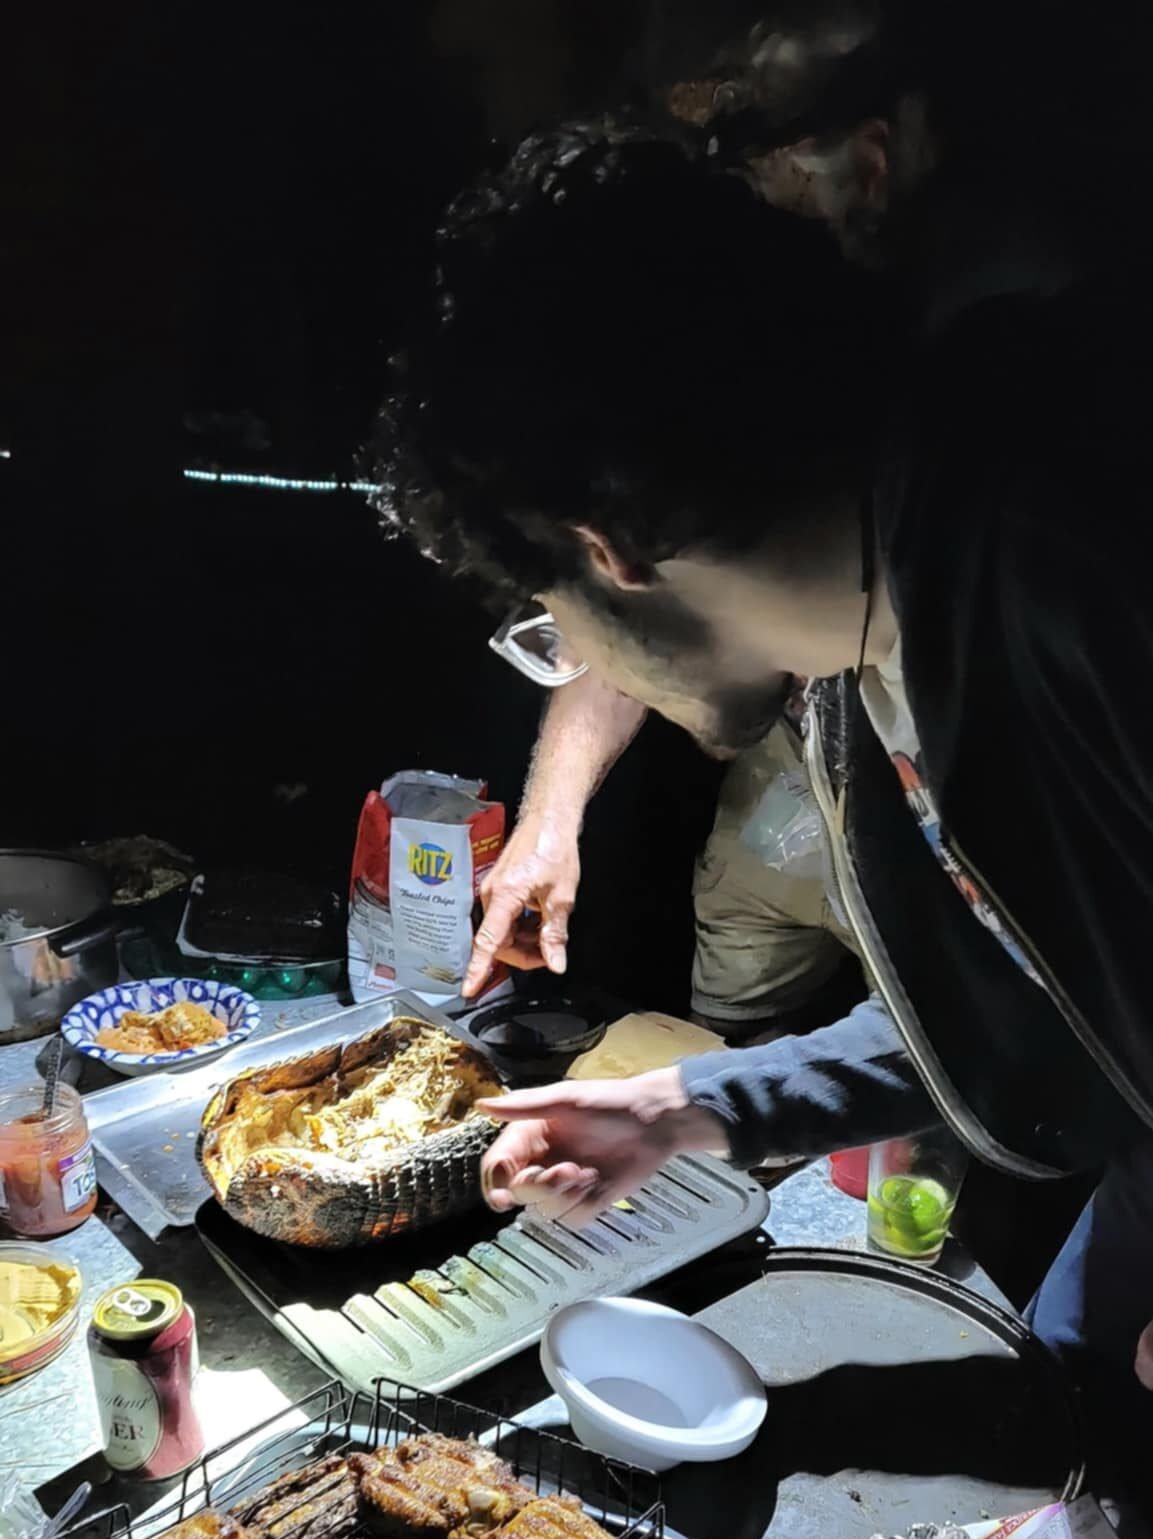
[{"x1": 197, "y1": 1018, "x2": 503, "y2": 1249}]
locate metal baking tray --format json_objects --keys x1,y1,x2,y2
[
  {"x1": 656, "y1": 1247, "x2": 1084, "y2": 1539},
  {"x1": 83, "y1": 992, "x2": 466, "y2": 1238},
  {"x1": 197, "y1": 1154, "x2": 771, "y2": 1397}
]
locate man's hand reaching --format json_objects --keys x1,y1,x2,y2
[
  {"x1": 464, "y1": 670, "x2": 647, "y2": 998},
  {"x1": 464, "y1": 814, "x2": 580, "y2": 997},
  {"x1": 477, "y1": 1069, "x2": 730, "y2": 1228}
]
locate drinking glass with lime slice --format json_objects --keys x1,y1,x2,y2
[{"x1": 866, "y1": 1131, "x2": 968, "y2": 1265}]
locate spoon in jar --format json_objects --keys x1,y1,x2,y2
[{"x1": 41, "y1": 1035, "x2": 64, "y2": 1117}]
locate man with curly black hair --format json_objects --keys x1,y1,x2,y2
[
  {"x1": 372, "y1": 117, "x2": 1153, "y2": 1498},
  {"x1": 446, "y1": 0, "x2": 1114, "y2": 1007},
  {"x1": 375, "y1": 124, "x2": 901, "y2": 735},
  {"x1": 381, "y1": 125, "x2": 883, "y2": 1044}
]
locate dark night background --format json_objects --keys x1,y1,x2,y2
[
  {"x1": 2, "y1": 2, "x2": 722, "y2": 1014},
  {"x1": 7, "y1": 2, "x2": 1153, "y2": 1308},
  {"x1": 6, "y1": 1, "x2": 1150, "y2": 1016}
]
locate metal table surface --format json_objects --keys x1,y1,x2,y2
[
  {"x1": 0, "y1": 992, "x2": 350, "y2": 1094},
  {"x1": 2, "y1": 993, "x2": 346, "y2": 1502},
  {"x1": 0, "y1": 1215, "x2": 139, "y2": 1490},
  {"x1": 2, "y1": 993, "x2": 1009, "y2": 1512}
]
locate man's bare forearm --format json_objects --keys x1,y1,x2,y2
[{"x1": 520, "y1": 670, "x2": 647, "y2": 831}]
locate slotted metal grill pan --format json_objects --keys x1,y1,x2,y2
[{"x1": 197, "y1": 1154, "x2": 770, "y2": 1395}]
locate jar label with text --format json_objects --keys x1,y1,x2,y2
[
  {"x1": 92, "y1": 1355, "x2": 163, "y2": 1471},
  {"x1": 59, "y1": 1141, "x2": 97, "y2": 1212}
]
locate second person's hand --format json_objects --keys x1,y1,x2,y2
[{"x1": 477, "y1": 1069, "x2": 730, "y2": 1227}]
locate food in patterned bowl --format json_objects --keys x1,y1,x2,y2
[{"x1": 61, "y1": 978, "x2": 260, "y2": 1076}]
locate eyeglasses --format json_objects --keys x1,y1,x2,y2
[{"x1": 488, "y1": 603, "x2": 589, "y2": 688}]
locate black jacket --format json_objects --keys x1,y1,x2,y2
[
  {"x1": 684, "y1": 283, "x2": 1149, "y2": 1177},
  {"x1": 878, "y1": 281, "x2": 1153, "y2": 1167}
]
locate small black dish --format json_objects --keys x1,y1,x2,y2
[{"x1": 466, "y1": 993, "x2": 607, "y2": 1081}]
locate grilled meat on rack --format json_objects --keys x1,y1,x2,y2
[
  {"x1": 351, "y1": 1439, "x2": 527, "y2": 1538},
  {"x1": 499, "y1": 1499, "x2": 615, "y2": 1539},
  {"x1": 352, "y1": 1435, "x2": 530, "y2": 1538},
  {"x1": 229, "y1": 1454, "x2": 360, "y2": 1539},
  {"x1": 169, "y1": 1435, "x2": 614, "y2": 1539},
  {"x1": 393, "y1": 1433, "x2": 517, "y2": 1483},
  {"x1": 158, "y1": 1517, "x2": 251, "y2": 1539}
]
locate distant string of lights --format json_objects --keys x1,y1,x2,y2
[
  {"x1": 183, "y1": 468, "x2": 380, "y2": 494},
  {"x1": 0, "y1": 452, "x2": 377, "y2": 492}
]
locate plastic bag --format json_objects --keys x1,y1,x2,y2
[
  {"x1": 0, "y1": 1482, "x2": 47, "y2": 1539},
  {"x1": 869, "y1": 1498, "x2": 1117, "y2": 1539},
  {"x1": 739, "y1": 766, "x2": 824, "y2": 879}
]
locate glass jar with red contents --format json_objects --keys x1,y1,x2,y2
[{"x1": 0, "y1": 1084, "x2": 98, "y2": 1238}]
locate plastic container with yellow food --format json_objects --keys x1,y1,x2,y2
[{"x1": 0, "y1": 1242, "x2": 83, "y2": 1384}]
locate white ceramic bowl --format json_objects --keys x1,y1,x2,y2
[
  {"x1": 61, "y1": 978, "x2": 259, "y2": 1076},
  {"x1": 541, "y1": 1297, "x2": 767, "y2": 1471}
]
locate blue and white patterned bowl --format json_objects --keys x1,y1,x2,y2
[{"x1": 61, "y1": 978, "x2": 260, "y2": 1076}]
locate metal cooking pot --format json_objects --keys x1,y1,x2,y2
[{"x1": 0, "y1": 850, "x2": 123, "y2": 1044}]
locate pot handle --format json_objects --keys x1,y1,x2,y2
[{"x1": 50, "y1": 908, "x2": 124, "y2": 959}]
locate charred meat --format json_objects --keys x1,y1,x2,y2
[
  {"x1": 178, "y1": 1435, "x2": 612, "y2": 1539},
  {"x1": 229, "y1": 1454, "x2": 360, "y2": 1539},
  {"x1": 198, "y1": 1019, "x2": 505, "y2": 1247},
  {"x1": 158, "y1": 1518, "x2": 250, "y2": 1539},
  {"x1": 499, "y1": 1498, "x2": 614, "y2": 1539},
  {"x1": 352, "y1": 1434, "x2": 529, "y2": 1538}
]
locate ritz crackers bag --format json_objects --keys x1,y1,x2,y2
[{"x1": 348, "y1": 771, "x2": 505, "y2": 1001}]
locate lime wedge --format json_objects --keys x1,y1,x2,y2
[
  {"x1": 905, "y1": 1179, "x2": 950, "y2": 1235},
  {"x1": 873, "y1": 1176, "x2": 952, "y2": 1252}
]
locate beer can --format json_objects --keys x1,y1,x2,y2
[{"x1": 88, "y1": 1279, "x2": 205, "y2": 1479}]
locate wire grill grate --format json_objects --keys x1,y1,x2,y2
[{"x1": 63, "y1": 1379, "x2": 663, "y2": 1539}]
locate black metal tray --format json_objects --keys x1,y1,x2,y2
[
  {"x1": 657, "y1": 1247, "x2": 1083, "y2": 1539},
  {"x1": 62, "y1": 1379, "x2": 663, "y2": 1539}
]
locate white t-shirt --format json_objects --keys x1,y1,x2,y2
[{"x1": 858, "y1": 638, "x2": 1046, "y2": 990}]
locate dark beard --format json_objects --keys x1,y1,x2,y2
[
  {"x1": 695, "y1": 675, "x2": 793, "y2": 758},
  {"x1": 581, "y1": 577, "x2": 714, "y2": 661}
]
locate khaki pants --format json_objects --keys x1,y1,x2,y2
[{"x1": 691, "y1": 720, "x2": 856, "y2": 1030}]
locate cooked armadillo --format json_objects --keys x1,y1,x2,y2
[{"x1": 197, "y1": 1018, "x2": 505, "y2": 1248}]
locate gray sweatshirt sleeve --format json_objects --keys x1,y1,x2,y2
[{"x1": 679, "y1": 995, "x2": 938, "y2": 1168}]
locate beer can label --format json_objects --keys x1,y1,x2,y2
[{"x1": 91, "y1": 1355, "x2": 163, "y2": 1471}]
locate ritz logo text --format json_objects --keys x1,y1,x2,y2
[{"x1": 409, "y1": 841, "x2": 453, "y2": 886}]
